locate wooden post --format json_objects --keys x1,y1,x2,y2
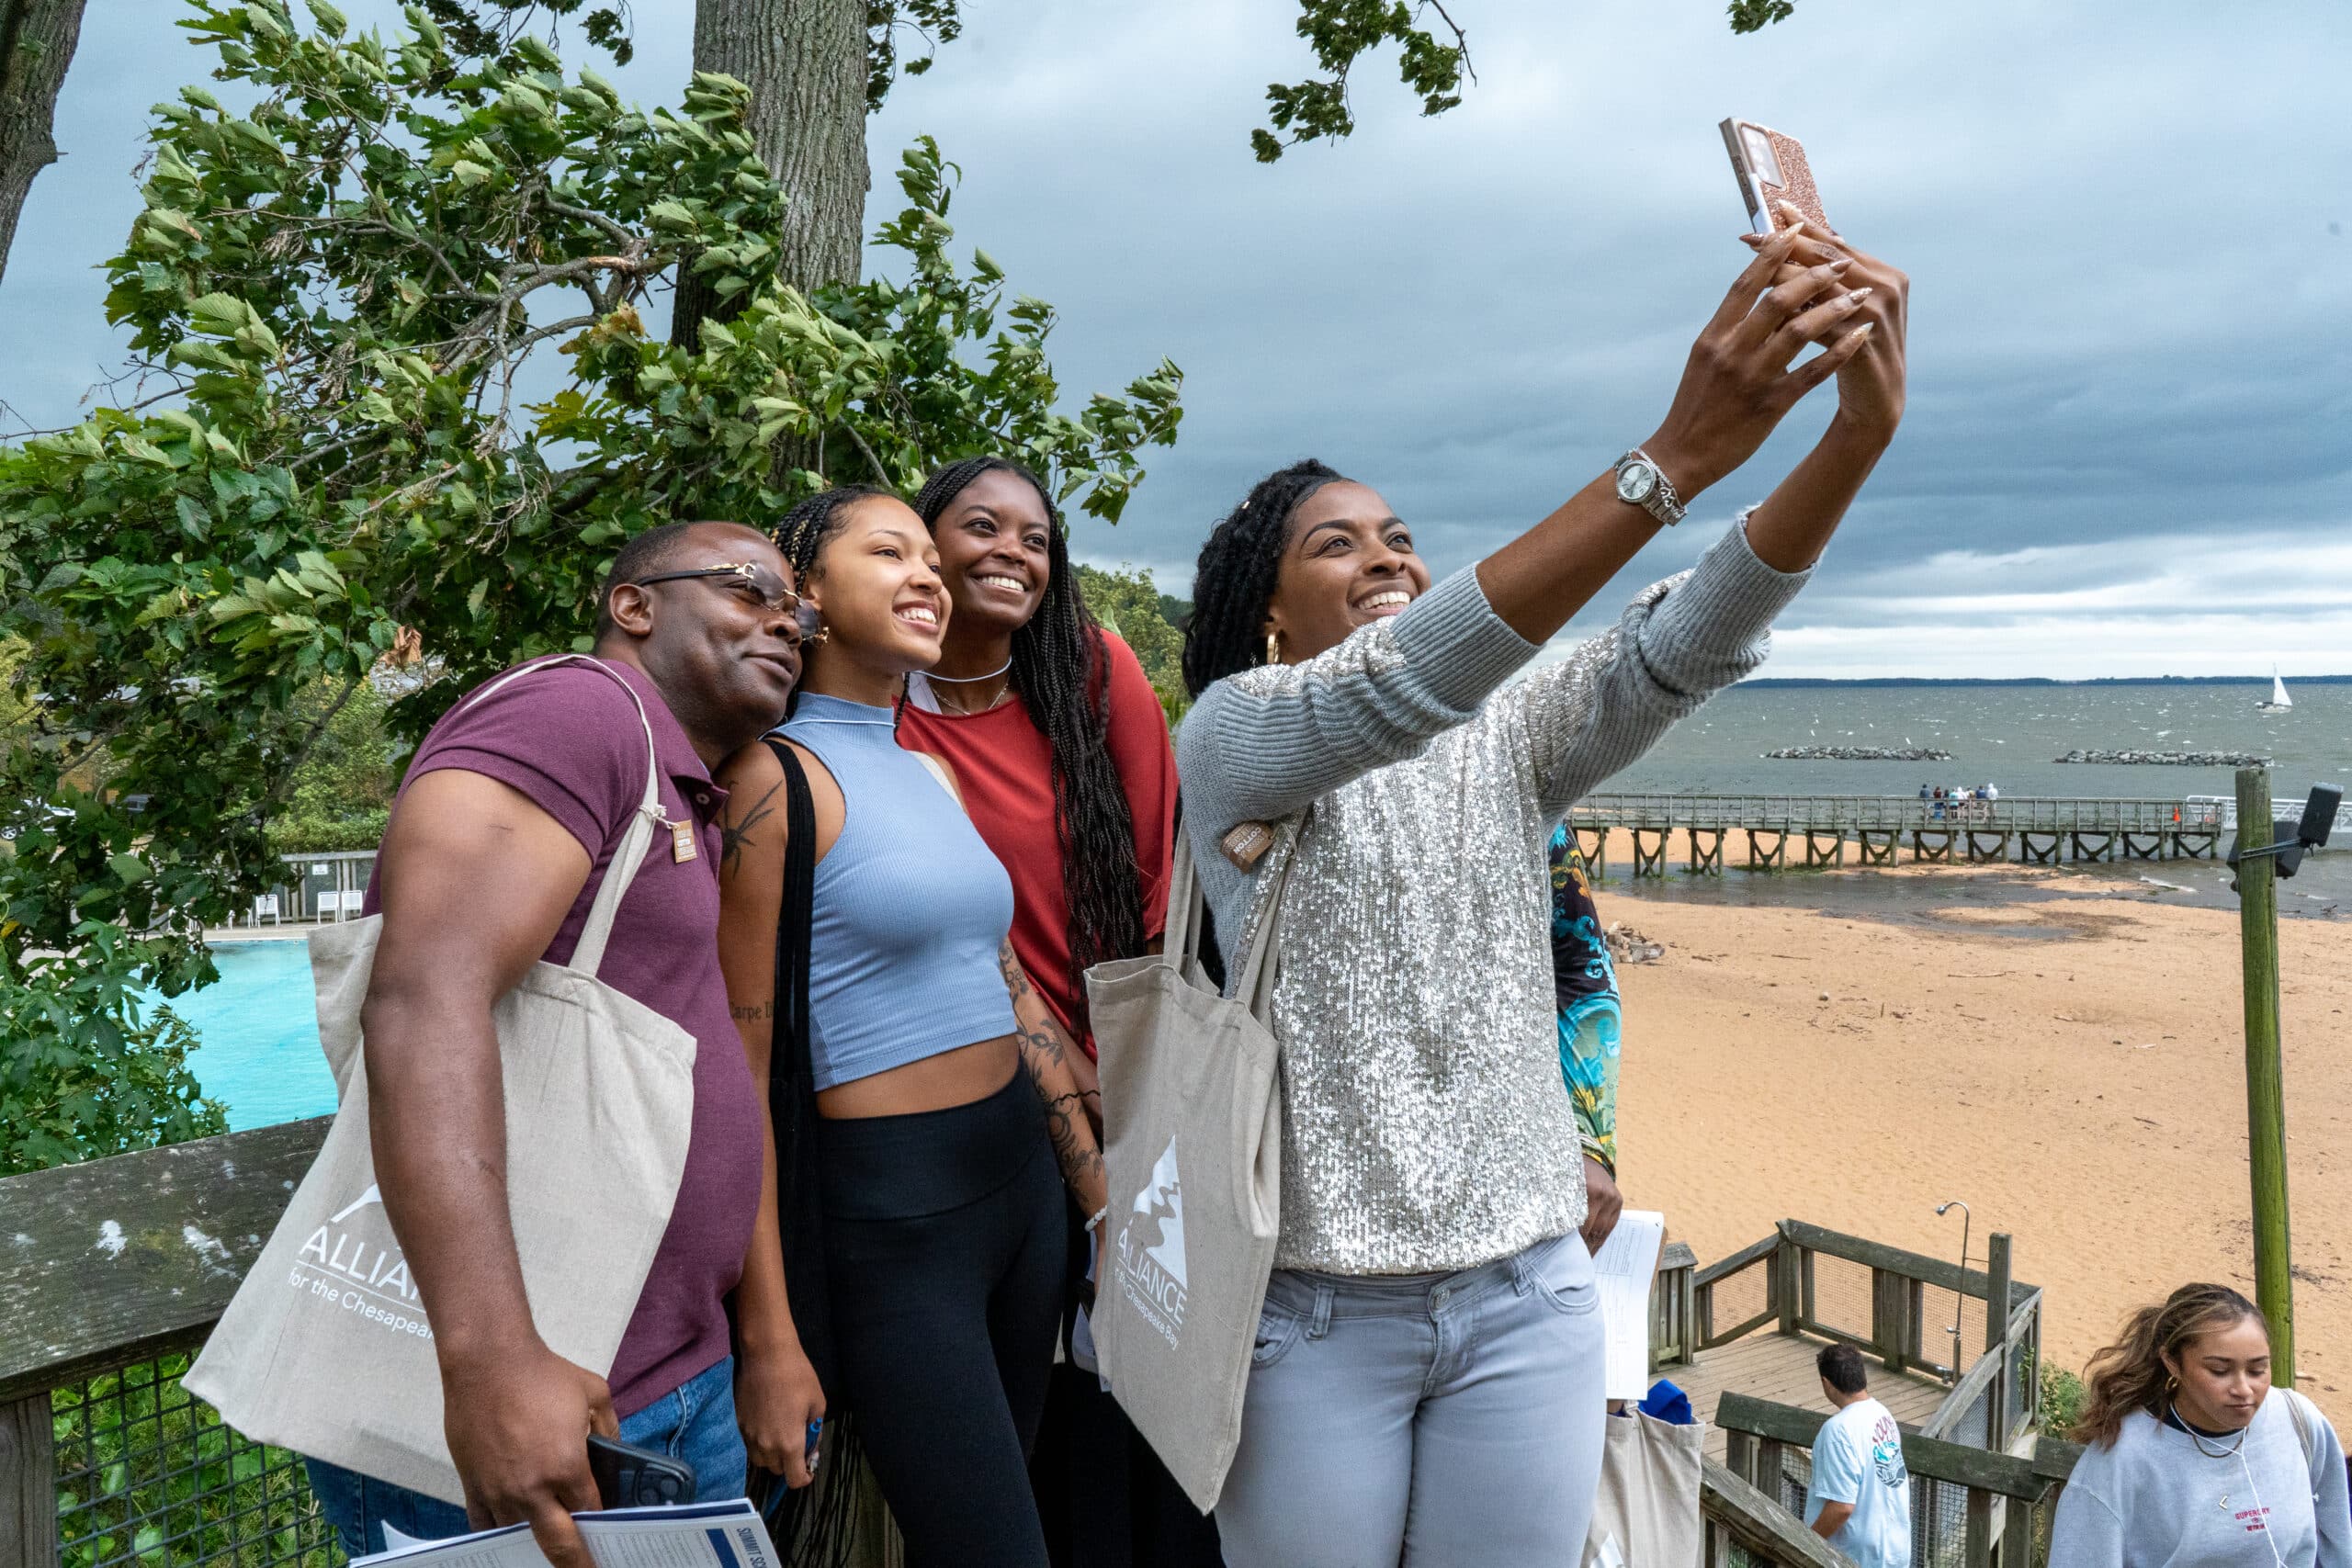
[
  {"x1": 1985, "y1": 1234, "x2": 2012, "y2": 1353},
  {"x1": 0, "y1": 1393, "x2": 58, "y2": 1568},
  {"x1": 2235, "y1": 766, "x2": 2296, "y2": 1385}
]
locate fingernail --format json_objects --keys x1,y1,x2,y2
[
  {"x1": 1853, "y1": 321, "x2": 1876, "y2": 339},
  {"x1": 1826, "y1": 257, "x2": 1854, "y2": 274},
  {"x1": 1847, "y1": 287, "x2": 1874, "y2": 303},
  {"x1": 1778, "y1": 199, "x2": 1805, "y2": 219}
]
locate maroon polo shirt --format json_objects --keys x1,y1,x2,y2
[{"x1": 364, "y1": 657, "x2": 762, "y2": 1416}]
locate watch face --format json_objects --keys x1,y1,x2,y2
[{"x1": 1617, "y1": 463, "x2": 1658, "y2": 504}]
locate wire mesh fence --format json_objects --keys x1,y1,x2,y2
[
  {"x1": 1801, "y1": 1250, "x2": 1876, "y2": 1345},
  {"x1": 50, "y1": 1353, "x2": 339, "y2": 1568},
  {"x1": 1914, "y1": 1281, "x2": 1990, "y2": 1380},
  {"x1": 1705, "y1": 1251, "x2": 1772, "y2": 1343}
]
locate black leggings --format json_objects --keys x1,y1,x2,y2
[{"x1": 817, "y1": 1067, "x2": 1065, "y2": 1568}]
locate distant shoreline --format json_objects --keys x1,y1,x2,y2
[{"x1": 1736, "y1": 674, "x2": 2352, "y2": 689}]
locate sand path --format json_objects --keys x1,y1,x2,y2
[{"x1": 1598, "y1": 857, "x2": 2352, "y2": 1422}]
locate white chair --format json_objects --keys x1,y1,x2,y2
[
  {"x1": 252, "y1": 894, "x2": 281, "y2": 927},
  {"x1": 313, "y1": 889, "x2": 343, "y2": 921}
]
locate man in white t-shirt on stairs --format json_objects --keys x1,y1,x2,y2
[{"x1": 1806, "y1": 1342, "x2": 1914, "y2": 1567}]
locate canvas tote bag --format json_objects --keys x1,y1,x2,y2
[
  {"x1": 1582, "y1": 1410, "x2": 1706, "y2": 1568},
  {"x1": 1082, "y1": 819, "x2": 1297, "y2": 1515},
  {"x1": 185, "y1": 656, "x2": 699, "y2": 1504}
]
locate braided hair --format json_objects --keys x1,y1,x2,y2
[
  {"x1": 1181, "y1": 459, "x2": 1349, "y2": 696},
  {"x1": 771, "y1": 485, "x2": 893, "y2": 719},
  {"x1": 913, "y1": 458, "x2": 1147, "y2": 1018}
]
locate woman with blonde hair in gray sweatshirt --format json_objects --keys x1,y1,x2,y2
[
  {"x1": 1175, "y1": 214, "x2": 1906, "y2": 1565},
  {"x1": 2052, "y1": 1283, "x2": 2349, "y2": 1565}
]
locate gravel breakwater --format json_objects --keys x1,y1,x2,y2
[
  {"x1": 1766, "y1": 745, "x2": 1954, "y2": 761},
  {"x1": 2054, "y1": 749, "x2": 2267, "y2": 766}
]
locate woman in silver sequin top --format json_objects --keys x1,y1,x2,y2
[{"x1": 1175, "y1": 216, "x2": 1910, "y2": 1566}]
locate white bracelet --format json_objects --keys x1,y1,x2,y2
[{"x1": 1085, "y1": 1205, "x2": 1109, "y2": 1233}]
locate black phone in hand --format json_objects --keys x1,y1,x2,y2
[{"x1": 586, "y1": 1434, "x2": 697, "y2": 1508}]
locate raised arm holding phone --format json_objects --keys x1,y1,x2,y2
[{"x1": 1175, "y1": 199, "x2": 1906, "y2": 1566}]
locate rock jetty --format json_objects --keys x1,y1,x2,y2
[
  {"x1": 2054, "y1": 749, "x2": 2267, "y2": 766},
  {"x1": 1765, "y1": 745, "x2": 1952, "y2": 761}
]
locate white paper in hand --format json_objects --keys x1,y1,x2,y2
[
  {"x1": 353, "y1": 1498, "x2": 780, "y2": 1568},
  {"x1": 1591, "y1": 1210, "x2": 1667, "y2": 1404}
]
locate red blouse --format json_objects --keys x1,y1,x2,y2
[{"x1": 897, "y1": 632, "x2": 1177, "y2": 1055}]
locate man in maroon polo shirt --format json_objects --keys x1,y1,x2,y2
[{"x1": 302, "y1": 522, "x2": 805, "y2": 1565}]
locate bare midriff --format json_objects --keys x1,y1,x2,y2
[{"x1": 815, "y1": 1033, "x2": 1020, "y2": 1119}]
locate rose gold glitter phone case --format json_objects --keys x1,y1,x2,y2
[{"x1": 1720, "y1": 118, "x2": 1830, "y2": 235}]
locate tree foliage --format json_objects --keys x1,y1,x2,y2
[
  {"x1": 0, "y1": 0, "x2": 1181, "y2": 1168},
  {"x1": 1072, "y1": 563, "x2": 1187, "y2": 724}
]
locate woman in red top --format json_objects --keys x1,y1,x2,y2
[{"x1": 899, "y1": 457, "x2": 1204, "y2": 1567}]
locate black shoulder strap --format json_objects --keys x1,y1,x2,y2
[
  {"x1": 769, "y1": 739, "x2": 817, "y2": 1090},
  {"x1": 751, "y1": 739, "x2": 865, "y2": 1563}
]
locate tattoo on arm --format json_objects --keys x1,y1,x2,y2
[
  {"x1": 730, "y1": 1001, "x2": 775, "y2": 1021},
  {"x1": 1002, "y1": 943, "x2": 1102, "y2": 1199},
  {"x1": 719, "y1": 779, "x2": 783, "y2": 871}
]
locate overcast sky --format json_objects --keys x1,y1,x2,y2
[{"x1": 4, "y1": 0, "x2": 2346, "y2": 678}]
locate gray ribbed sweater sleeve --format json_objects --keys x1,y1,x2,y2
[
  {"x1": 1175, "y1": 562, "x2": 1539, "y2": 831},
  {"x1": 1516, "y1": 516, "x2": 1810, "y2": 818},
  {"x1": 1177, "y1": 519, "x2": 1811, "y2": 835}
]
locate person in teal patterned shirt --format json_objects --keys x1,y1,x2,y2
[{"x1": 1550, "y1": 821, "x2": 1624, "y2": 1249}]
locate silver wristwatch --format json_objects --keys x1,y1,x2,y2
[{"x1": 1612, "y1": 448, "x2": 1686, "y2": 526}]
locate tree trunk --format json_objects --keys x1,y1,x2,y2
[
  {"x1": 676, "y1": 0, "x2": 869, "y2": 347},
  {"x1": 0, "y1": 0, "x2": 87, "y2": 289}
]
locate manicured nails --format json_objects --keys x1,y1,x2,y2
[{"x1": 1847, "y1": 287, "x2": 1874, "y2": 304}]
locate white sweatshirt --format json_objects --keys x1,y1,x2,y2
[{"x1": 2050, "y1": 1391, "x2": 2350, "y2": 1567}]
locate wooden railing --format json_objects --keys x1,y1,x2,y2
[
  {"x1": 1693, "y1": 1221, "x2": 2041, "y2": 1452},
  {"x1": 1713, "y1": 1392, "x2": 2083, "y2": 1568},
  {"x1": 3, "y1": 1127, "x2": 1830, "y2": 1567}
]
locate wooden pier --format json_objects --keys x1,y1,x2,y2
[{"x1": 1572, "y1": 794, "x2": 2227, "y2": 878}]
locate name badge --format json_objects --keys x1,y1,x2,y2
[{"x1": 671, "y1": 820, "x2": 698, "y2": 863}]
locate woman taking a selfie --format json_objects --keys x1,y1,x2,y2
[
  {"x1": 2051, "y1": 1284, "x2": 2349, "y2": 1565},
  {"x1": 1176, "y1": 213, "x2": 1907, "y2": 1565},
  {"x1": 712, "y1": 487, "x2": 1109, "y2": 1568},
  {"x1": 899, "y1": 457, "x2": 1203, "y2": 1567}
]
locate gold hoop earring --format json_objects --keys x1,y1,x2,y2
[
  {"x1": 809, "y1": 624, "x2": 830, "y2": 646},
  {"x1": 1264, "y1": 630, "x2": 1281, "y2": 666}
]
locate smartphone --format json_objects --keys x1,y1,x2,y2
[
  {"x1": 586, "y1": 1433, "x2": 697, "y2": 1509},
  {"x1": 1720, "y1": 118, "x2": 1830, "y2": 236}
]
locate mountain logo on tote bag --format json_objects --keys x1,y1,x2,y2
[{"x1": 1114, "y1": 1138, "x2": 1190, "y2": 1346}]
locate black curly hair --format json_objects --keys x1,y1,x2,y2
[
  {"x1": 1180, "y1": 459, "x2": 1350, "y2": 697},
  {"x1": 913, "y1": 458, "x2": 1147, "y2": 1020},
  {"x1": 770, "y1": 485, "x2": 894, "y2": 718}
]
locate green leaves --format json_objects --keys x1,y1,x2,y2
[{"x1": 0, "y1": 3, "x2": 1183, "y2": 1175}]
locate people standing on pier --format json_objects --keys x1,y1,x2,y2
[
  {"x1": 711, "y1": 487, "x2": 1111, "y2": 1568},
  {"x1": 1549, "y1": 825, "x2": 1625, "y2": 1251},
  {"x1": 1175, "y1": 212, "x2": 1908, "y2": 1566},
  {"x1": 306, "y1": 523, "x2": 806, "y2": 1562},
  {"x1": 896, "y1": 457, "x2": 1204, "y2": 1568},
  {"x1": 2051, "y1": 1284, "x2": 2350, "y2": 1566},
  {"x1": 1806, "y1": 1343, "x2": 1913, "y2": 1566}
]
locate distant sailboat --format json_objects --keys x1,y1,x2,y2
[{"x1": 2257, "y1": 666, "x2": 2292, "y2": 715}]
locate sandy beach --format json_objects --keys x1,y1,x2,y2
[{"x1": 1586, "y1": 833, "x2": 2352, "y2": 1424}]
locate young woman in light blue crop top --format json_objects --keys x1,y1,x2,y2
[{"x1": 712, "y1": 487, "x2": 1109, "y2": 1568}]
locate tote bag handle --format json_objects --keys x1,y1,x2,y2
[
  {"x1": 457, "y1": 655, "x2": 667, "y2": 978},
  {"x1": 1159, "y1": 818, "x2": 1299, "y2": 1023}
]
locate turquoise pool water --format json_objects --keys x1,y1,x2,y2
[{"x1": 156, "y1": 939, "x2": 338, "y2": 1131}]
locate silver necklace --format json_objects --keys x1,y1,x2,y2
[
  {"x1": 926, "y1": 657, "x2": 1012, "y2": 682},
  {"x1": 2170, "y1": 1399, "x2": 2249, "y2": 1458}
]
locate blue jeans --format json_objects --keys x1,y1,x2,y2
[
  {"x1": 305, "y1": 1356, "x2": 748, "y2": 1558},
  {"x1": 1215, "y1": 1232, "x2": 1608, "y2": 1568}
]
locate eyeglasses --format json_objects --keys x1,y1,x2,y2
[{"x1": 631, "y1": 563, "x2": 822, "y2": 643}]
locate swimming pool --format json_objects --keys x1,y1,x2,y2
[{"x1": 153, "y1": 939, "x2": 339, "y2": 1131}]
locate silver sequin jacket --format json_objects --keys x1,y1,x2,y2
[{"x1": 1176, "y1": 521, "x2": 1809, "y2": 1274}]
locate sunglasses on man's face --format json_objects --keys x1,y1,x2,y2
[{"x1": 630, "y1": 563, "x2": 823, "y2": 643}]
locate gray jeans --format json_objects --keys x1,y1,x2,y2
[{"x1": 1216, "y1": 1230, "x2": 1608, "y2": 1568}]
